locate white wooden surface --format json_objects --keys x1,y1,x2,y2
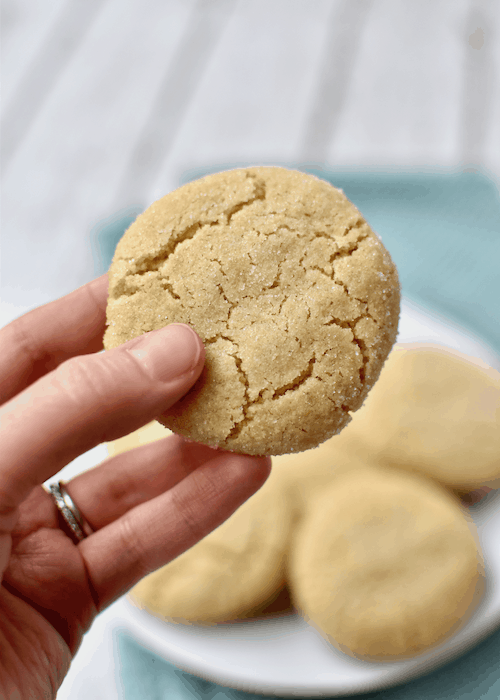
[
  {"x1": 1, "y1": 0, "x2": 499, "y2": 316},
  {"x1": 1, "y1": 2, "x2": 499, "y2": 698}
]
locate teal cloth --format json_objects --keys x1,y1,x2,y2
[
  {"x1": 94, "y1": 170, "x2": 500, "y2": 698},
  {"x1": 314, "y1": 171, "x2": 500, "y2": 355},
  {"x1": 115, "y1": 628, "x2": 500, "y2": 700}
]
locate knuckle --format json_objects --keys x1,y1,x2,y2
[
  {"x1": 5, "y1": 312, "x2": 54, "y2": 376},
  {"x1": 6, "y1": 314, "x2": 37, "y2": 362},
  {"x1": 52, "y1": 355, "x2": 111, "y2": 408},
  {"x1": 169, "y1": 471, "x2": 219, "y2": 543},
  {"x1": 51, "y1": 350, "x2": 145, "y2": 409},
  {"x1": 105, "y1": 470, "x2": 140, "y2": 513},
  {"x1": 116, "y1": 514, "x2": 150, "y2": 579}
]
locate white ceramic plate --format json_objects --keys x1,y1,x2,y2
[{"x1": 114, "y1": 299, "x2": 500, "y2": 697}]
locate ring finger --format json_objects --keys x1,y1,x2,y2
[
  {"x1": 59, "y1": 432, "x2": 225, "y2": 530},
  {"x1": 42, "y1": 431, "x2": 271, "y2": 609}
]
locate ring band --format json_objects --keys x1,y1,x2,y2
[{"x1": 47, "y1": 481, "x2": 94, "y2": 543}]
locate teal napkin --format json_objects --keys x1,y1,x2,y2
[
  {"x1": 315, "y1": 171, "x2": 500, "y2": 354},
  {"x1": 94, "y1": 170, "x2": 500, "y2": 353},
  {"x1": 94, "y1": 170, "x2": 500, "y2": 699},
  {"x1": 115, "y1": 627, "x2": 500, "y2": 700}
]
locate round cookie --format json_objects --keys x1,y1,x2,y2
[
  {"x1": 271, "y1": 431, "x2": 377, "y2": 514},
  {"x1": 289, "y1": 468, "x2": 483, "y2": 660},
  {"x1": 104, "y1": 167, "x2": 400, "y2": 455},
  {"x1": 130, "y1": 466, "x2": 292, "y2": 624},
  {"x1": 340, "y1": 344, "x2": 500, "y2": 490}
]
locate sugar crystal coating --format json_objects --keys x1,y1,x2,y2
[{"x1": 104, "y1": 167, "x2": 400, "y2": 455}]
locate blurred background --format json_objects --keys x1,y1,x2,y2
[
  {"x1": 1, "y1": 0, "x2": 499, "y2": 326},
  {"x1": 1, "y1": 3, "x2": 500, "y2": 698}
]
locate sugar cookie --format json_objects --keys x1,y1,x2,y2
[
  {"x1": 104, "y1": 167, "x2": 400, "y2": 455},
  {"x1": 271, "y1": 431, "x2": 375, "y2": 513},
  {"x1": 290, "y1": 468, "x2": 483, "y2": 659},
  {"x1": 340, "y1": 344, "x2": 500, "y2": 489}
]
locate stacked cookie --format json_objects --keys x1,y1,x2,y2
[
  {"x1": 289, "y1": 467, "x2": 482, "y2": 659},
  {"x1": 108, "y1": 344, "x2": 499, "y2": 659},
  {"x1": 278, "y1": 345, "x2": 498, "y2": 659}
]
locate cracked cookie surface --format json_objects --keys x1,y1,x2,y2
[{"x1": 104, "y1": 167, "x2": 400, "y2": 455}]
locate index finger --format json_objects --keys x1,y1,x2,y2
[{"x1": 0, "y1": 275, "x2": 108, "y2": 405}]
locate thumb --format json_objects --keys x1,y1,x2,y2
[{"x1": 0, "y1": 324, "x2": 204, "y2": 507}]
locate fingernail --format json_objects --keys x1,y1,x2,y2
[{"x1": 128, "y1": 324, "x2": 203, "y2": 383}]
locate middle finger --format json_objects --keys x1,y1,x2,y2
[
  {"x1": 80, "y1": 450, "x2": 271, "y2": 609},
  {"x1": 61, "y1": 433, "x2": 223, "y2": 530}
]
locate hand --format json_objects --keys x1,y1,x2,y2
[{"x1": 0, "y1": 275, "x2": 270, "y2": 699}]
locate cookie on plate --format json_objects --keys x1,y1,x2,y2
[
  {"x1": 289, "y1": 468, "x2": 483, "y2": 659},
  {"x1": 104, "y1": 167, "x2": 400, "y2": 455},
  {"x1": 340, "y1": 344, "x2": 500, "y2": 490},
  {"x1": 130, "y1": 465, "x2": 292, "y2": 624},
  {"x1": 271, "y1": 431, "x2": 375, "y2": 513}
]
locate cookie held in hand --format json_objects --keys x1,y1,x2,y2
[{"x1": 104, "y1": 167, "x2": 400, "y2": 455}]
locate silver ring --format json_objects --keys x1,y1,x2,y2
[{"x1": 47, "y1": 481, "x2": 94, "y2": 543}]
